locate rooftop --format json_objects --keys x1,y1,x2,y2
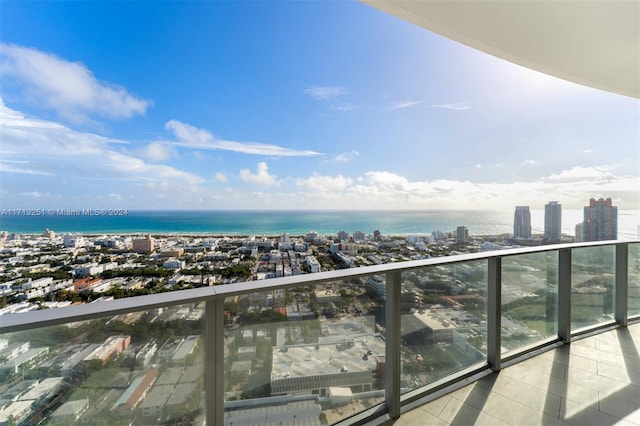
[{"x1": 271, "y1": 335, "x2": 385, "y2": 381}]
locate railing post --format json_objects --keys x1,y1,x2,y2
[
  {"x1": 615, "y1": 243, "x2": 628, "y2": 327},
  {"x1": 385, "y1": 270, "x2": 401, "y2": 420},
  {"x1": 487, "y1": 257, "x2": 501, "y2": 371},
  {"x1": 205, "y1": 297, "x2": 225, "y2": 426},
  {"x1": 558, "y1": 248, "x2": 572, "y2": 343}
]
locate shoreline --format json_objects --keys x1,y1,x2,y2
[{"x1": 1, "y1": 209, "x2": 637, "y2": 239}]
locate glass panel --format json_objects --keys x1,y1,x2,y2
[
  {"x1": 501, "y1": 252, "x2": 558, "y2": 354},
  {"x1": 629, "y1": 243, "x2": 640, "y2": 318},
  {"x1": 400, "y1": 260, "x2": 486, "y2": 393},
  {"x1": 0, "y1": 303, "x2": 205, "y2": 425},
  {"x1": 224, "y1": 277, "x2": 385, "y2": 425},
  {"x1": 571, "y1": 246, "x2": 615, "y2": 332}
]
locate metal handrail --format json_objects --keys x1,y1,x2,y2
[{"x1": 0, "y1": 240, "x2": 626, "y2": 333}]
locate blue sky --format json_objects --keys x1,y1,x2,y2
[{"x1": 1, "y1": 1, "x2": 638, "y2": 211}]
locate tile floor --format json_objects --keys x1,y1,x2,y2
[{"x1": 380, "y1": 322, "x2": 640, "y2": 426}]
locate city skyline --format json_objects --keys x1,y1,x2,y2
[{"x1": 1, "y1": 1, "x2": 639, "y2": 211}]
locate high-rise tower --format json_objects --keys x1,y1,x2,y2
[
  {"x1": 456, "y1": 226, "x2": 469, "y2": 244},
  {"x1": 513, "y1": 206, "x2": 532, "y2": 239},
  {"x1": 544, "y1": 201, "x2": 562, "y2": 242},
  {"x1": 579, "y1": 198, "x2": 618, "y2": 241}
]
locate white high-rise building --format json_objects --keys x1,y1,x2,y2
[{"x1": 456, "y1": 226, "x2": 469, "y2": 243}]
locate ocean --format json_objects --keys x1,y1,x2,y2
[{"x1": 0, "y1": 209, "x2": 638, "y2": 240}]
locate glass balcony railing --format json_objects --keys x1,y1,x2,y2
[
  {"x1": 629, "y1": 243, "x2": 640, "y2": 317},
  {"x1": 571, "y1": 245, "x2": 616, "y2": 332},
  {"x1": 0, "y1": 241, "x2": 638, "y2": 425},
  {"x1": 501, "y1": 251, "x2": 558, "y2": 355},
  {"x1": 401, "y1": 261, "x2": 487, "y2": 393}
]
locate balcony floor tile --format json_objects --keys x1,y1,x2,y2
[{"x1": 382, "y1": 322, "x2": 640, "y2": 426}]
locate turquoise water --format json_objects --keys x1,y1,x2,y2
[{"x1": 0, "y1": 209, "x2": 638, "y2": 239}]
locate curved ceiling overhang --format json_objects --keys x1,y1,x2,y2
[{"x1": 361, "y1": 0, "x2": 640, "y2": 99}]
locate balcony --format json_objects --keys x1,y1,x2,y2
[
  {"x1": 0, "y1": 241, "x2": 638, "y2": 425},
  {"x1": 383, "y1": 323, "x2": 640, "y2": 425}
]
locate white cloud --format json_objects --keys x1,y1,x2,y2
[
  {"x1": 304, "y1": 86, "x2": 348, "y2": 100},
  {"x1": 329, "y1": 150, "x2": 360, "y2": 163},
  {"x1": 304, "y1": 86, "x2": 357, "y2": 112},
  {"x1": 544, "y1": 166, "x2": 610, "y2": 182},
  {"x1": 430, "y1": 102, "x2": 471, "y2": 111},
  {"x1": 166, "y1": 120, "x2": 322, "y2": 157},
  {"x1": 22, "y1": 191, "x2": 47, "y2": 198},
  {"x1": 289, "y1": 168, "x2": 639, "y2": 210},
  {"x1": 165, "y1": 120, "x2": 213, "y2": 146},
  {"x1": 388, "y1": 100, "x2": 422, "y2": 110},
  {"x1": 296, "y1": 174, "x2": 352, "y2": 192},
  {"x1": 139, "y1": 142, "x2": 174, "y2": 162},
  {"x1": 0, "y1": 43, "x2": 150, "y2": 123},
  {"x1": 521, "y1": 159, "x2": 536, "y2": 165},
  {"x1": 213, "y1": 172, "x2": 228, "y2": 183},
  {"x1": 239, "y1": 162, "x2": 279, "y2": 186},
  {"x1": 2, "y1": 100, "x2": 636, "y2": 211},
  {"x1": 0, "y1": 160, "x2": 54, "y2": 176},
  {"x1": 0, "y1": 101, "x2": 205, "y2": 207}
]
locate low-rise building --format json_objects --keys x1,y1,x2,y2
[
  {"x1": 305, "y1": 255, "x2": 321, "y2": 273},
  {"x1": 111, "y1": 369, "x2": 158, "y2": 415},
  {"x1": 0, "y1": 400, "x2": 33, "y2": 424},
  {"x1": 19, "y1": 377, "x2": 63, "y2": 404},
  {"x1": 0, "y1": 347, "x2": 49, "y2": 376},
  {"x1": 49, "y1": 399, "x2": 89, "y2": 424},
  {"x1": 314, "y1": 289, "x2": 341, "y2": 304},
  {"x1": 270, "y1": 334, "x2": 385, "y2": 396},
  {"x1": 156, "y1": 367, "x2": 184, "y2": 386},
  {"x1": 162, "y1": 259, "x2": 185, "y2": 269},
  {"x1": 157, "y1": 336, "x2": 199, "y2": 364},
  {"x1": 165, "y1": 382, "x2": 197, "y2": 418},
  {"x1": 139, "y1": 385, "x2": 173, "y2": 419},
  {"x1": 135, "y1": 341, "x2": 158, "y2": 368},
  {"x1": 84, "y1": 335, "x2": 131, "y2": 363},
  {"x1": 286, "y1": 301, "x2": 315, "y2": 321}
]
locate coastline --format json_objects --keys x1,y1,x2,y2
[{"x1": 0, "y1": 209, "x2": 638, "y2": 239}]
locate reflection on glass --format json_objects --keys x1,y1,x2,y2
[
  {"x1": 224, "y1": 278, "x2": 386, "y2": 425},
  {"x1": 629, "y1": 243, "x2": 640, "y2": 318},
  {"x1": 501, "y1": 252, "x2": 558, "y2": 354},
  {"x1": 400, "y1": 261, "x2": 486, "y2": 393},
  {"x1": 0, "y1": 304, "x2": 205, "y2": 425},
  {"x1": 571, "y1": 246, "x2": 615, "y2": 331}
]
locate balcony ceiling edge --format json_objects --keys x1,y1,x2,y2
[{"x1": 360, "y1": 0, "x2": 640, "y2": 99}]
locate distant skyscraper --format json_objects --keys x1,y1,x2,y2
[
  {"x1": 513, "y1": 206, "x2": 532, "y2": 239},
  {"x1": 456, "y1": 226, "x2": 469, "y2": 243},
  {"x1": 579, "y1": 197, "x2": 618, "y2": 241},
  {"x1": 544, "y1": 201, "x2": 562, "y2": 242}
]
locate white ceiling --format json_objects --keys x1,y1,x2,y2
[{"x1": 360, "y1": 0, "x2": 640, "y2": 99}]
